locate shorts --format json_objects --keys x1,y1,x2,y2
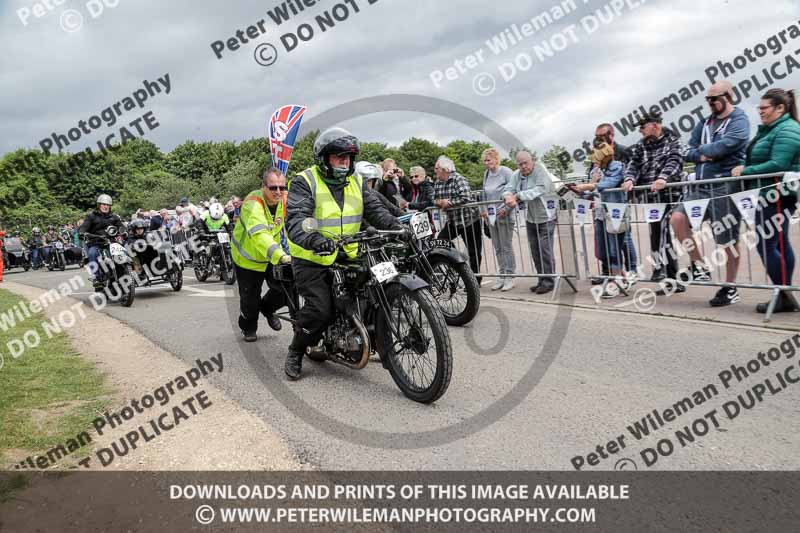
[{"x1": 673, "y1": 184, "x2": 741, "y2": 246}]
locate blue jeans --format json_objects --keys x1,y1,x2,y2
[
  {"x1": 595, "y1": 219, "x2": 637, "y2": 271},
  {"x1": 87, "y1": 245, "x2": 103, "y2": 280},
  {"x1": 30, "y1": 247, "x2": 42, "y2": 268},
  {"x1": 757, "y1": 199, "x2": 797, "y2": 286}
]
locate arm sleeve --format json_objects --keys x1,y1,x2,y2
[
  {"x1": 286, "y1": 175, "x2": 327, "y2": 250},
  {"x1": 685, "y1": 121, "x2": 704, "y2": 163},
  {"x1": 502, "y1": 171, "x2": 519, "y2": 198},
  {"x1": 657, "y1": 137, "x2": 685, "y2": 181},
  {"x1": 363, "y1": 179, "x2": 401, "y2": 230},
  {"x1": 742, "y1": 128, "x2": 800, "y2": 176},
  {"x1": 700, "y1": 115, "x2": 750, "y2": 160},
  {"x1": 78, "y1": 215, "x2": 92, "y2": 235},
  {"x1": 447, "y1": 174, "x2": 473, "y2": 207},
  {"x1": 516, "y1": 163, "x2": 554, "y2": 201},
  {"x1": 596, "y1": 163, "x2": 625, "y2": 192},
  {"x1": 623, "y1": 146, "x2": 642, "y2": 184}
]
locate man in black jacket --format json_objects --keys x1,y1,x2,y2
[
  {"x1": 284, "y1": 128, "x2": 402, "y2": 380},
  {"x1": 79, "y1": 194, "x2": 123, "y2": 286},
  {"x1": 621, "y1": 114, "x2": 685, "y2": 287}
]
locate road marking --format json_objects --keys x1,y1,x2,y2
[{"x1": 183, "y1": 286, "x2": 235, "y2": 298}]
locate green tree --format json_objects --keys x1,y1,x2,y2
[{"x1": 541, "y1": 145, "x2": 571, "y2": 179}]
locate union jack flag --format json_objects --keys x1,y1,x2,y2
[{"x1": 268, "y1": 104, "x2": 307, "y2": 174}]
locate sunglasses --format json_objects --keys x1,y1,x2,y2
[
  {"x1": 705, "y1": 93, "x2": 729, "y2": 103},
  {"x1": 267, "y1": 185, "x2": 287, "y2": 192}
]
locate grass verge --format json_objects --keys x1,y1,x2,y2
[{"x1": 0, "y1": 288, "x2": 110, "y2": 479}]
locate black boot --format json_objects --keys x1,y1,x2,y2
[
  {"x1": 650, "y1": 267, "x2": 666, "y2": 282},
  {"x1": 284, "y1": 349, "x2": 303, "y2": 380}
]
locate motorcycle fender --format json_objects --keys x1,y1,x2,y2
[
  {"x1": 385, "y1": 273, "x2": 428, "y2": 292},
  {"x1": 427, "y1": 247, "x2": 466, "y2": 265}
]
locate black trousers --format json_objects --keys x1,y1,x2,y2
[
  {"x1": 649, "y1": 210, "x2": 678, "y2": 278},
  {"x1": 289, "y1": 260, "x2": 333, "y2": 352},
  {"x1": 438, "y1": 218, "x2": 483, "y2": 277},
  {"x1": 235, "y1": 263, "x2": 287, "y2": 334}
]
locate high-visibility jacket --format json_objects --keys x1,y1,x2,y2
[
  {"x1": 231, "y1": 189, "x2": 287, "y2": 272},
  {"x1": 201, "y1": 211, "x2": 229, "y2": 231},
  {"x1": 287, "y1": 166, "x2": 363, "y2": 265}
]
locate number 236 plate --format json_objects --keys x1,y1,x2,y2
[{"x1": 370, "y1": 261, "x2": 398, "y2": 283}]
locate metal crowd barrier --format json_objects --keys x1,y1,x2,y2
[
  {"x1": 425, "y1": 196, "x2": 580, "y2": 300},
  {"x1": 579, "y1": 171, "x2": 800, "y2": 322}
]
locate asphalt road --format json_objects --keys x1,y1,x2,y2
[{"x1": 5, "y1": 265, "x2": 799, "y2": 471}]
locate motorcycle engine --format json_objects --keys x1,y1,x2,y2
[{"x1": 331, "y1": 318, "x2": 366, "y2": 364}]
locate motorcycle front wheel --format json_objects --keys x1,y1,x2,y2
[
  {"x1": 221, "y1": 250, "x2": 236, "y2": 285},
  {"x1": 169, "y1": 269, "x2": 183, "y2": 291},
  {"x1": 427, "y1": 257, "x2": 480, "y2": 327},
  {"x1": 378, "y1": 284, "x2": 453, "y2": 404},
  {"x1": 194, "y1": 251, "x2": 210, "y2": 282},
  {"x1": 119, "y1": 265, "x2": 135, "y2": 307}
]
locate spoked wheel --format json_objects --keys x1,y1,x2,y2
[
  {"x1": 194, "y1": 252, "x2": 210, "y2": 282},
  {"x1": 222, "y1": 254, "x2": 236, "y2": 285},
  {"x1": 119, "y1": 266, "x2": 135, "y2": 307},
  {"x1": 379, "y1": 284, "x2": 453, "y2": 403},
  {"x1": 169, "y1": 269, "x2": 183, "y2": 291},
  {"x1": 428, "y1": 257, "x2": 480, "y2": 326}
]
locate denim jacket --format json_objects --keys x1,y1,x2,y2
[{"x1": 593, "y1": 161, "x2": 626, "y2": 220}]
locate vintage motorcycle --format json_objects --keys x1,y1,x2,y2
[
  {"x1": 193, "y1": 228, "x2": 236, "y2": 285},
  {"x1": 46, "y1": 241, "x2": 67, "y2": 271},
  {"x1": 392, "y1": 212, "x2": 481, "y2": 326},
  {"x1": 83, "y1": 226, "x2": 135, "y2": 307},
  {"x1": 274, "y1": 219, "x2": 453, "y2": 404}
]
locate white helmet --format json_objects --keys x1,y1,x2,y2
[
  {"x1": 97, "y1": 194, "x2": 113, "y2": 206},
  {"x1": 208, "y1": 202, "x2": 224, "y2": 221},
  {"x1": 354, "y1": 161, "x2": 382, "y2": 183}
]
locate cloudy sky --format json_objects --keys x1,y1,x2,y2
[{"x1": 1, "y1": 0, "x2": 798, "y2": 170}]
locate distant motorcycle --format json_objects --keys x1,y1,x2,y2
[
  {"x1": 46, "y1": 241, "x2": 67, "y2": 271},
  {"x1": 130, "y1": 230, "x2": 184, "y2": 293},
  {"x1": 193, "y1": 229, "x2": 236, "y2": 285}
]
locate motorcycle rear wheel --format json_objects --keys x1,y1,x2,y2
[{"x1": 379, "y1": 284, "x2": 453, "y2": 404}]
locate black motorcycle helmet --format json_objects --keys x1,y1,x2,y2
[
  {"x1": 313, "y1": 127, "x2": 360, "y2": 183},
  {"x1": 131, "y1": 219, "x2": 148, "y2": 235}
]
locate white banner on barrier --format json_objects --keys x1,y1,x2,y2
[
  {"x1": 431, "y1": 210, "x2": 446, "y2": 233},
  {"x1": 643, "y1": 203, "x2": 667, "y2": 224},
  {"x1": 683, "y1": 198, "x2": 710, "y2": 232},
  {"x1": 784, "y1": 171, "x2": 800, "y2": 193},
  {"x1": 605, "y1": 203, "x2": 628, "y2": 233},
  {"x1": 573, "y1": 199, "x2": 591, "y2": 226},
  {"x1": 486, "y1": 205, "x2": 497, "y2": 226},
  {"x1": 730, "y1": 189, "x2": 759, "y2": 226},
  {"x1": 543, "y1": 195, "x2": 558, "y2": 221}
]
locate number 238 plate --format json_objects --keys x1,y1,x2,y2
[{"x1": 370, "y1": 261, "x2": 398, "y2": 283}]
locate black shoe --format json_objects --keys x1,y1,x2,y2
[
  {"x1": 535, "y1": 284, "x2": 554, "y2": 295},
  {"x1": 650, "y1": 268, "x2": 666, "y2": 282},
  {"x1": 265, "y1": 313, "x2": 282, "y2": 331},
  {"x1": 655, "y1": 282, "x2": 686, "y2": 296},
  {"x1": 242, "y1": 330, "x2": 257, "y2": 342},
  {"x1": 284, "y1": 350, "x2": 303, "y2": 380},
  {"x1": 529, "y1": 284, "x2": 540, "y2": 292},
  {"x1": 756, "y1": 291, "x2": 800, "y2": 313},
  {"x1": 710, "y1": 287, "x2": 740, "y2": 307},
  {"x1": 690, "y1": 262, "x2": 712, "y2": 282},
  {"x1": 590, "y1": 278, "x2": 605, "y2": 286}
]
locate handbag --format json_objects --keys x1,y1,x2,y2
[{"x1": 603, "y1": 203, "x2": 630, "y2": 234}]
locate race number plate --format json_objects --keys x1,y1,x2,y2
[
  {"x1": 370, "y1": 261, "x2": 398, "y2": 283},
  {"x1": 427, "y1": 239, "x2": 452, "y2": 249},
  {"x1": 109, "y1": 243, "x2": 126, "y2": 256},
  {"x1": 216, "y1": 232, "x2": 230, "y2": 243},
  {"x1": 410, "y1": 212, "x2": 433, "y2": 239},
  {"x1": 55, "y1": 242, "x2": 64, "y2": 249}
]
